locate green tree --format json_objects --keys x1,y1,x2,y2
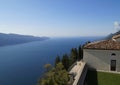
[
  {"x1": 74, "y1": 48, "x2": 78, "y2": 60},
  {"x1": 78, "y1": 45, "x2": 83, "y2": 60},
  {"x1": 44, "y1": 64, "x2": 52, "y2": 72},
  {"x1": 70, "y1": 48, "x2": 78, "y2": 64},
  {"x1": 38, "y1": 68, "x2": 56, "y2": 85},
  {"x1": 55, "y1": 55, "x2": 60, "y2": 67},
  {"x1": 49, "y1": 77, "x2": 56, "y2": 85},
  {"x1": 38, "y1": 63, "x2": 69, "y2": 85},
  {"x1": 62, "y1": 54, "x2": 69, "y2": 70},
  {"x1": 54, "y1": 63, "x2": 69, "y2": 85}
]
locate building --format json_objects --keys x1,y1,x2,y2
[{"x1": 83, "y1": 34, "x2": 120, "y2": 72}]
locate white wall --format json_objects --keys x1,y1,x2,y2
[{"x1": 83, "y1": 49, "x2": 120, "y2": 72}]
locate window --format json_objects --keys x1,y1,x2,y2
[{"x1": 111, "y1": 53, "x2": 116, "y2": 56}]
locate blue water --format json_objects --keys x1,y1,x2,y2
[{"x1": 0, "y1": 37, "x2": 103, "y2": 85}]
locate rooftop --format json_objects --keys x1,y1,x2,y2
[{"x1": 84, "y1": 40, "x2": 120, "y2": 50}]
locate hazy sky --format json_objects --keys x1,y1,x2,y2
[{"x1": 0, "y1": 0, "x2": 120, "y2": 37}]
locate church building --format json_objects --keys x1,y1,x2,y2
[{"x1": 83, "y1": 34, "x2": 120, "y2": 72}]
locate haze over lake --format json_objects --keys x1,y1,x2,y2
[{"x1": 0, "y1": 37, "x2": 103, "y2": 85}]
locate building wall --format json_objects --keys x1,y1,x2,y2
[
  {"x1": 115, "y1": 38, "x2": 120, "y2": 42},
  {"x1": 83, "y1": 49, "x2": 120, "y2": 72}
]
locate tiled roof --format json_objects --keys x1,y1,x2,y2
[{"x1": 84, "y1": 40, "x2": 120, "y2": 50}]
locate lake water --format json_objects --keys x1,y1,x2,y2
[{"x1": 0, "y1": 37, "x2": 104, "y2": 85}]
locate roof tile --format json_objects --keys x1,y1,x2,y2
[{"x1": 84, "y1": 40, "x2": 120, "y2": 50}]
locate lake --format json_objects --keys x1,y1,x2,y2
[{"x1": 0, "y1": 37, "x2": 104, "y2": 85}]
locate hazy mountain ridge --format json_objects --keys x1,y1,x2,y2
[
  {"x1": 0, "y1": 33, "x2": 49, "y2": 46},
  {"x1": 106, "y1": 30, "x2": 120, "y2": 39}
]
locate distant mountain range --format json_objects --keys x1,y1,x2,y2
[
  {"x1": 106, "y1": 30, "x2": 120, "y2": 39},
  {"x1": 0, "y1": 33, "x2": 49, "y2": 46}
]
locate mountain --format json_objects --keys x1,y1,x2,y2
[
  {"x1": 106, "y1": 30, "x2": 120, "y2": 39},
  {"x1": 0, "y1": 33, "x2": 49, "y2": 46}
]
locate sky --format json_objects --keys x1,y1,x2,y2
[{"x1": 0, "y1": 0, "x2": 120, "y2": 37}]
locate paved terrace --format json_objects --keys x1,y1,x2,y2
[{"x1": 69, "y1": 61, "x2": 87, "y2": 85}]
